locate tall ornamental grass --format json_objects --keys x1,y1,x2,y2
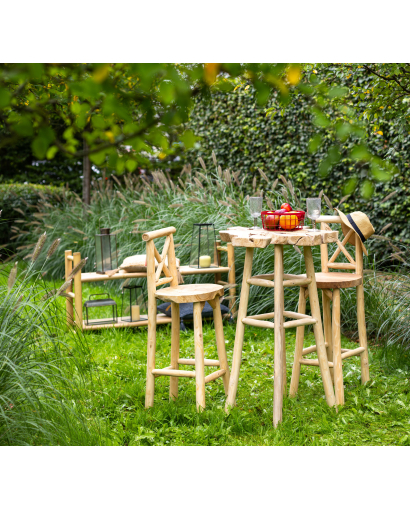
[
  {"x1": 0, "y1": 239, "x2": 101, "y2": 445},
  {"x1": 10, "y1": 154, "x2": 408, "y2": 346}
]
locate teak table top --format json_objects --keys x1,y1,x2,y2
[{"x1": 219, "y1": 226, "x2": 338, "y2": 248}]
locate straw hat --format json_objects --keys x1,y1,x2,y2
[{"x1": 334, "y1": 208, "x2": 375, "y2": 256}]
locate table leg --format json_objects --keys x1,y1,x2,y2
[
  {"x1": 273, "y1": 244, "x2": 284, "y2": 427},
  {"x1": 225, "y1": 247, "x2": 254, "y2": 412},
  {"x1": 304, "y1": 246, "x2": 336, "y2": 408}
]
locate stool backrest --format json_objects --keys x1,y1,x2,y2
[
  {"x1": 142, "y1": 227, "x2": 179, "y2": 298},
  {"x1": 317, "y1": 215, "x2": 363, "y2": 276}
]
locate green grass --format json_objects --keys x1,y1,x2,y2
[{"x1": 82, "y1": 312, "x2": 410, "y2": 446}]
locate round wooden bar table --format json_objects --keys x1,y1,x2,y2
[{"x1": 219, "y1": 226, "x2": 338, "y2": 427}]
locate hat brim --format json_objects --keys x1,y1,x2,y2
[{"x1": 335, "y1": 208, "x2": 368, "y2": 256}]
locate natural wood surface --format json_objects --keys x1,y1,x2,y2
[
  {"x1": 227, "y1": 242, "x2": 237, "y2": 315},
  {"x1": 273, "y1": 244, "x2": 285, "y2": 427},
  {"x1": 322, "y1": 290, "x2": 334, "y2": 379},
  {"x1": 179, "y1": 358, "x2": 220, "y2": 367},
  {"x1": 332, "y1": 289, "x2": 344, "y2": 405},
  {"x1": 225, "y1": 247, "x2": 254, "y2": 411},
  {"x1": 145, "y1": 238, "x2": 157, "y2": 408},
  {"x1": 73, "y1": 252, "x2": 83, "y2": 329},
  {"x1": 155, "y1": 284, "x2": 223, "y2": 304},
  {"x1": 142, "y1": 226, "x2": 176, "y2": 241},
  {"x1": 315, "y1": 272, "x2": 363, "y2": 289},
  {"x1": 219, "y1": 226, "x2": 338, "y2": 248},
  {"x1": 64, "y1": 250, "x2": 74, "y2": 327},
  {"x1": 356, "y1": 237, "x2": 370, "y2": 383},
  {"x1": 82, "y1": 314, "x2": 172, "y2": 330},
  {"x1": 304, "y1": 246, "x2": 336, "y2": 408},
  {"x1": 289, "y1": 287, "x2": 307, "y2": 397},
  {"x1": 193, "y1": 302, "x2": 206, "y2": 411},
  {"x1": 81, "y1": 265, "x2": 230, "y2": 282},
  {"x1": 204, "y1": 369, "x2": 226, "y2": 384},
  {"x1": 209, "y1": 295, "x2": 230, "y2": 394},
  {"x1": 169, "y1": 302, "x2": 180, "y2": 401}
]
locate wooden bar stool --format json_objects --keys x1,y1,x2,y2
[
  {"x1": 219, "y1": 227, "x2": 338, "y2": 426},
  {"x1": 290, "y1": 211, "x2": 374, "y2": 405},
  {"x1": 143, "y1": 227, "x2": 230, "y2": 411}
]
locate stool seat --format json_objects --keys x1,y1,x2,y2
[
  {"x1": 155, "y1": 284, "x2": 224, "y2": 304},
  {"x1": 315, "y1": 272, "x2": 362, "y2": 289}
]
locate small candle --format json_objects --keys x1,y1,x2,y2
[
  {"x1": 131, "y1": 305, "x2": 140, "y2": 321},
  {"x1": 199, "y1": 255, "x2": 211, "y2": 268}
]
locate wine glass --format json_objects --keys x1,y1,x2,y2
[
  {"x1": 249, "y1": 197, "x2": 263, "y2": 229},
  {"x1": 306, "y1": 198, "x2": 321, "y2": 231}
]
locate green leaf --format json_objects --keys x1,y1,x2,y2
[
  {"x1": 254, "y1": 81, "x2": 270, "y2": 106},
  {"x1": 12, "y1": 116, "x2": 34, "y2": 137},
  {"x1": 328, "y1": 86, "x2": 349, "y2": 98},
  {"x1": 350, "y1": 144, "x2": 371, "y2": 161},
  {"x1": 180, "y1": 129, "x2": 196, "y2": 149},
  {"x1": 125, "y1": 159, "x2": 137, "y2": 171},
  {"x1": 0, "y1": 89, "x2": 11, "y2": 108},
  {"x1": 159, "y1": 81, "x2": 175, "y2": 105},
  {"x1": 342, "y1": 177, "x2": 358, "y2": 195},
  {"x1": 318, "y1": 158, "x2": 331, "y2": 177},
  {"x1": 308, "y1": 134, "x2": 322, "y2": 153},
  {"x1": 361, "y1": 179, "x2": 374, "y2": 199},
  {"x1": 32, "y1": 136, "x2": 49, "y2": 159},
  {"x1": 89, "y1": 151, "x2": 106, "y2": 165},
  {"x1": 46, "y1": 145, "x2": 58, "y2": 159}
]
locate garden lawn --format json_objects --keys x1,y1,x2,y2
[{"x1": 83, "y1": 314, "x2": 410, "y2": 446}]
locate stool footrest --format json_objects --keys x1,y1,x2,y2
[
  {"x1": 300, "y1": 359, "x2": 334, "y2": 368},
  {"x1": 248, "y1": 277, "x2": 311, "y2": 289},
  {"x1": 179, "y1": 358, "x2": 220, "y2": 367},
  {"x1": 152, "y1": 368, "x2": 196, "y2": 378},
  {"x1": 341, "y1": 347, "x2": 365, "y2": 359},
  {"x1": 242, "y1": 317, "x2": 275, "y2": 329},
  {"x1": 204, "y1": 369, "x2": 226, "y2": 383},
  {"x1": 302, "y1": 343, "x2": 329, "y2": 356},
  {"x1": 285, "y1": 317, "x2": 316, "y2": 328}
]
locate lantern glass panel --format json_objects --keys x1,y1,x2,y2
[
  {"x1": 189, "y1": 223, "x2": 218, "y2": 269},
  {"x1": 121, "y1": 284, "x2": 148, "y2": 323},
  {"x1": 95, "y1": 228, "x2": 118, "y2": 274}
]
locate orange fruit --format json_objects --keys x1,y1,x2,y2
[{"x1": 279, "y1": 214, "x2": 299, "y2": 230}]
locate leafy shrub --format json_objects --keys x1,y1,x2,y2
[
  {"x1": 0, "y1": 183, "x2": 69, "y2": 253},
  {"x1": 181, "y1": 85, "x2": 410, "y2": 260}
]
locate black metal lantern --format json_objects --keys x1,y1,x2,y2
[
  {"x1": 121, "y1": 283, "x2": 148, "y2": 322},
  {"x1": 189, "y1": 223, "x2": 219, "y2": 269},
  {"x1": 83, "y1": 293, "x2": 117, "y2": 326},
  {"x1": 95, "y1": 227, "x2": 118, "y2": 274}
]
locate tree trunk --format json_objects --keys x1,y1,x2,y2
[{"x1": 82, "y1": 140, "x2": 91, "y2": 205}]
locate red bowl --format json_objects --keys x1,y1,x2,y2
[{"x1": 261, "y1": 210, "x2": 305, "y2": 231}]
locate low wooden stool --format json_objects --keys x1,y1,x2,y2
[
  {"x1": 219, "y1": 227, "x2": 338, "y2": 426},
  {"x1": 143, "y1": 227, "x2": 230, "y2": 411},
  {"x1": 290, "y1": 215, "x2": 370, "y2": 405}
]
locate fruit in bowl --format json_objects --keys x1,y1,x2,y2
[
  {"x1": 264, "y1": 212, "x2": 280, "y2": 228},
  {"x1": 279, "y1": 213, "x2": 300, "y2": 230},
  {"x1": 280, "y1": 203, "x2": 292, "y2": 212}
]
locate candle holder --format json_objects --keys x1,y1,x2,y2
[
  {"x1": 121, "y1": 283, "x2": 148, "y2": 323},
  {"x1": 189, "y1": 223, "x2": 219, "y2": 269},
  {"x1": 95, "y1": 227, "x2": 118, "y2": 274}
]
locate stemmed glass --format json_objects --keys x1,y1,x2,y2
[
  {"x1": 306, "y1": 198, "x2": 321, "y2": 231},
  {"x1": 249, "y1": 197, "x2": 263, "y2": 229}
]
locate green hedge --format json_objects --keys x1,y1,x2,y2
[
  {"x1": 181, "y1": 86, "x2": 410, "y2": 259},
  {"x1": 0, "y1": 183, "x2": 69, "y2": 255}
]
